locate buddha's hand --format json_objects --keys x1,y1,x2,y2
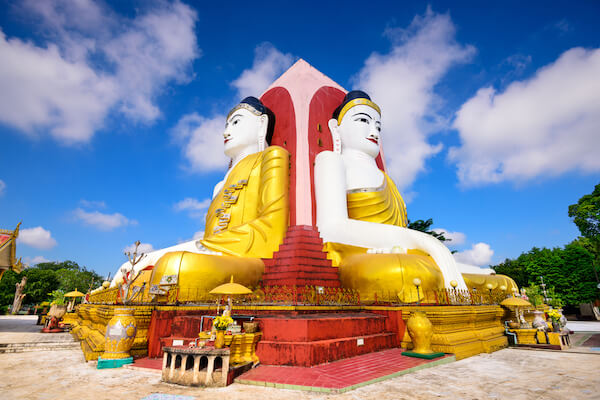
[
  {"x1": 367, "y1": 246, "x2": 407, "y2": 254},
  {"x1": 195, "y1": 242, "x2": 223, "y2": 256},
  {"x1": 415, "y1": 232, "x2": 457, "y2": 272},
  {"x1": 119, "y1": 264, "x2": 134, "y2": 277}
]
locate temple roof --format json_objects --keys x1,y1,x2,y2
[{"x1": 263, "y1": 59, "x2": 346, "y2": 97}]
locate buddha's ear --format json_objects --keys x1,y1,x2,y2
[
  {"x1": 258, "y1": 114, "x2": 268, "y2": 151},
  {"x1": 328, "y1": 118, "x2": 342, "y2": 154}
]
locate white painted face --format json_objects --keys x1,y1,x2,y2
[
  {"x1": 337, "y1": 104, "x2": 381, "y2": 158},
  {"x1": 223, "y1": 108, "x2": 267, "y2": 159}
]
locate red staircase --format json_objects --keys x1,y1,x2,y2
[
  {"x1": 261, "y1": 225, "x2": 340, "y2": 288},
  {"x1": 255, "y1": 313, "x2": 398, "y2": 367}
]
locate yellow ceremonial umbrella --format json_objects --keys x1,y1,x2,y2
[
  {"x1": 500, "y1": 297, "x2": 532, "y2": 307},
  {"x1": 209, "y1": 276, "x2": 252, "y2": 315},
  {"x1": 209, "y1": 276, "x2": 252, "y2": 295},
  {"x1": 501, "y1": 296, "x2": 532, "y2": 327},
  {"x1": 64, "y1": 289, "x2": 85, "y2": 298},
  {"x1": 64, "y1": 288, "x2": 85, "y2": 312}
]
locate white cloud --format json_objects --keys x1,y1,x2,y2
[
  {"x1": 174, "y1": 197, "x2": 211, "y2": 220},
  {"x1": 123, "y1": 242, "x2": 154, "y2": 254},
  {"x1": 193, "y1": 230, "x2": 205, "y2": 240},
  {"x1": 73, "y1": 208, "x2": 135, "y2": 231},
  {"x1": 554, "y1": 19, "x2": 571, "y2": 34},
  {"x1": 432, "y1": 228, "x2": 466, "y2": 246},
  {"x1": 503, "y1": 54, "x2": 532, "y2": 75},
  {"x1": 0, "y1": 179, "x2": 5, "y2": 196},
  {"x1": 174, "y1": 197, "x2": 211, "y2": 212},
  {"x1": 172, "y1": 43, "x2": 292, "y2": 173},
  {"x1": 450, "y1": 47, "x2": 600, "y2": 186},
  {"x1": 102, "y1": 1, "x2": 199, "y2": 121},
  {"x1": 0, "y1": 0, "x2": 198, "y2": 144},
  {"x1": 170, "y1": 113, "x2": 229, "y2": 172},
  {"x1": 0, "y1": 30, "x2": 117, "y2": 143},
  {"x1": 453, "y1": 242, "x2": 494, "y2": 266},
  {"x1": 18, "y1": 226, "x2": 57, "y2": 250},
  {"x1": 355, "y1": 8, "x2": 475, "y2": 190},
  {"x1": 231, "y1": 43, "x2": 294, "y2": 98},
  {"x1": 24, "y1": 255, "x2": 51, "y2": 265},
  {"x1": 79, "y1": 199, "x2": 106, "y2": 209}
]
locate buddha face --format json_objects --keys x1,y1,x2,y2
[
  {"x1": 223, "y1": 108, "x2": 268, "y2": 159},
  {"x1": 331, "y1": 104, "x2": 381, "y2": 158}
]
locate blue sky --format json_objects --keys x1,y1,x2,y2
[{"x1": 1, "y1": 0, "x2": 599, "y2": 279}]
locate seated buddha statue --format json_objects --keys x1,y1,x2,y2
[
  {"x1": 111, "y1": 97, "x2": 289, "y2": 301},
  {"x1": 314, "y1": 91, "x2": 468, "y2": 303}
]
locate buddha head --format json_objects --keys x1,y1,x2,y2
[
  {"x1": 328, "y1": 90, "x2": 381, "y2": 158},
  {"x1": 224, "y1": 96, "x2": 275, "y2": 159}
]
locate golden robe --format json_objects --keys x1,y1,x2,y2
[
  {"x1": 201, "y1": 145, "x2": 290, "y2": 258},
  {"x1": 346, "y1": 173, "x2": 408, "y2": 227},
  {"x1": 148, "y1": 146, "x2": 290, "y2": 301}
]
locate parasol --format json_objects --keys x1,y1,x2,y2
[
  {"x1": 500, "y1": 297, "x2": 532, "y2": 307},
  {"x1": 209, "y1": 275, "x2": 252, "y2": 295},
  {"x1": 64, "y1": 289, "x2": 85, "y2": 298},
  {"x1": 501, "y1": 296, "x2": 532, "y2": 328}
]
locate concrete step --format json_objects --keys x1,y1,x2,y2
[
  {"x1": 0, "y1": 341, "x2": 80, "y2": 353},
  {"x1": 256, "y1": 313, "x2": 388, "y2": 342}
]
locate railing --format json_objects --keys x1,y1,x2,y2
[
  {"x1": 368, "y1": 287, "x2": 509, "y2": 306},
  {"x1": 88, "y1": 287, "x2": 119, "y2": 304},
  {"x1": 86, "y1": 285, "x2": 510, "y2": 307}
]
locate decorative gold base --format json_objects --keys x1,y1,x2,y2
[
  {"x1": 71, "y1": 304, "x2": 153, "y2": 362},
  {"x1": 72, "y1": 303, "x2": 506, "y2": 362},
  {"x1": 386, "y1": 305, "x2": 508, "y2": 360},
  {"x1": 61, "y1": 312, "x2": 78, "y2": 325}
]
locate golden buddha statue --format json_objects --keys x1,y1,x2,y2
[
  {"x1": 315, "y1": 91, "x2": 467, "y2": 303},
  {"x1": 113, "y1": 97, "x2": 289, "y2": 301}
]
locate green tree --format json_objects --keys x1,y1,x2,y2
[
  {"x1": 492, "y1": 241, "x2": 597, "y2": 307},
  {"x1": 492, "y1": 257, "x2": 530, "y2": 288},
  {"x1": 568, "y1": 183, "x2": 600, "y2": 286},
  {"x1": 0, "y1": 270, "x2": 21, "y2": 307},
  {"x1": 0, "y1": 260, "x2": 103, "y2": 309},
  {"x1": 21, "y1": 268, "x2": 60, "y2": 304},
  {"x1": 407, "y1": 218, "x2": 448, "y2": 242}
]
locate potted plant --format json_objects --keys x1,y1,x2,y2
[
  {"x1": 212, "y1": 314, "x2": 233, "y2": 349},
  {"x1": 547, "y1": 309, "x2": 562, "y2": 332},
  {"x1": 47, "y1": 290, "x2": 67, "y2": 319}
]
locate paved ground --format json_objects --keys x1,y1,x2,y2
[
  {"x1": 564, "y1": 320, "x2": 600, "y2": 332},
  {"x1": 1, "y1": 316, "x2": 600, "y2": 400},
  {"x1": 0, "y1": 315, "x2": 72, "y2": 343}
]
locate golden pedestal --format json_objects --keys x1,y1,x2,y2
[
  {"x1": 61, "y1": 312, "x2": 78, "y2": 325},
  {"x1": 70, "y1": 304, "x2": 153, "y2": 361},
  {"x1": 394, "y1": 305, "x2": 508, "y2": 360},
  {"x1": 535, "y1": 330, "x2": 571, "y2": 349},
  {"x1": 509, "y1": 328, "x2": 538, "y2": 345}
]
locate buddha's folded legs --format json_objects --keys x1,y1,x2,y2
[
  {"x1": 146, "y1": 251, "x2": 264, "y2": 302},
  {"x1": 462, "y1": 273, "x2": 518, "y2": 293},
  {"x1": 338, "y1": 253, "x2": 444, "y2": 304}
]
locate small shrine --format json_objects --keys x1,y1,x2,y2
[
  {"x1": 0, "y1": 223, "x2": 23, "y2": 282},
  {"x1": 501, "y1": 296, "x2": 571, "y2": 350}
]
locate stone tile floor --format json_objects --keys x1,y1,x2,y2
[
  {"x1": 236, "y1": 349, "x2": 454, "y2": 392},
  {"x1": 0, "y1": 314, "x2": 73, "y2": 343},
  {"x1": 2, "y1": 316, "x2": 600, "y2": 399}
]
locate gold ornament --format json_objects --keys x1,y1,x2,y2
[
  {"x1": 100, "y1": 307, "x2": 137, "y2": 360},
  {"x1": 406, "y1": 311, "x2": 434, "y2": 354}
]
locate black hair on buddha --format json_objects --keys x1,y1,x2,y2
[
  {"x1": 332, "y1": 90, "x2": 372, "y2": 120},
  {"x1": 239, "y1": 96, "x2": 276, "y2": 145}
]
